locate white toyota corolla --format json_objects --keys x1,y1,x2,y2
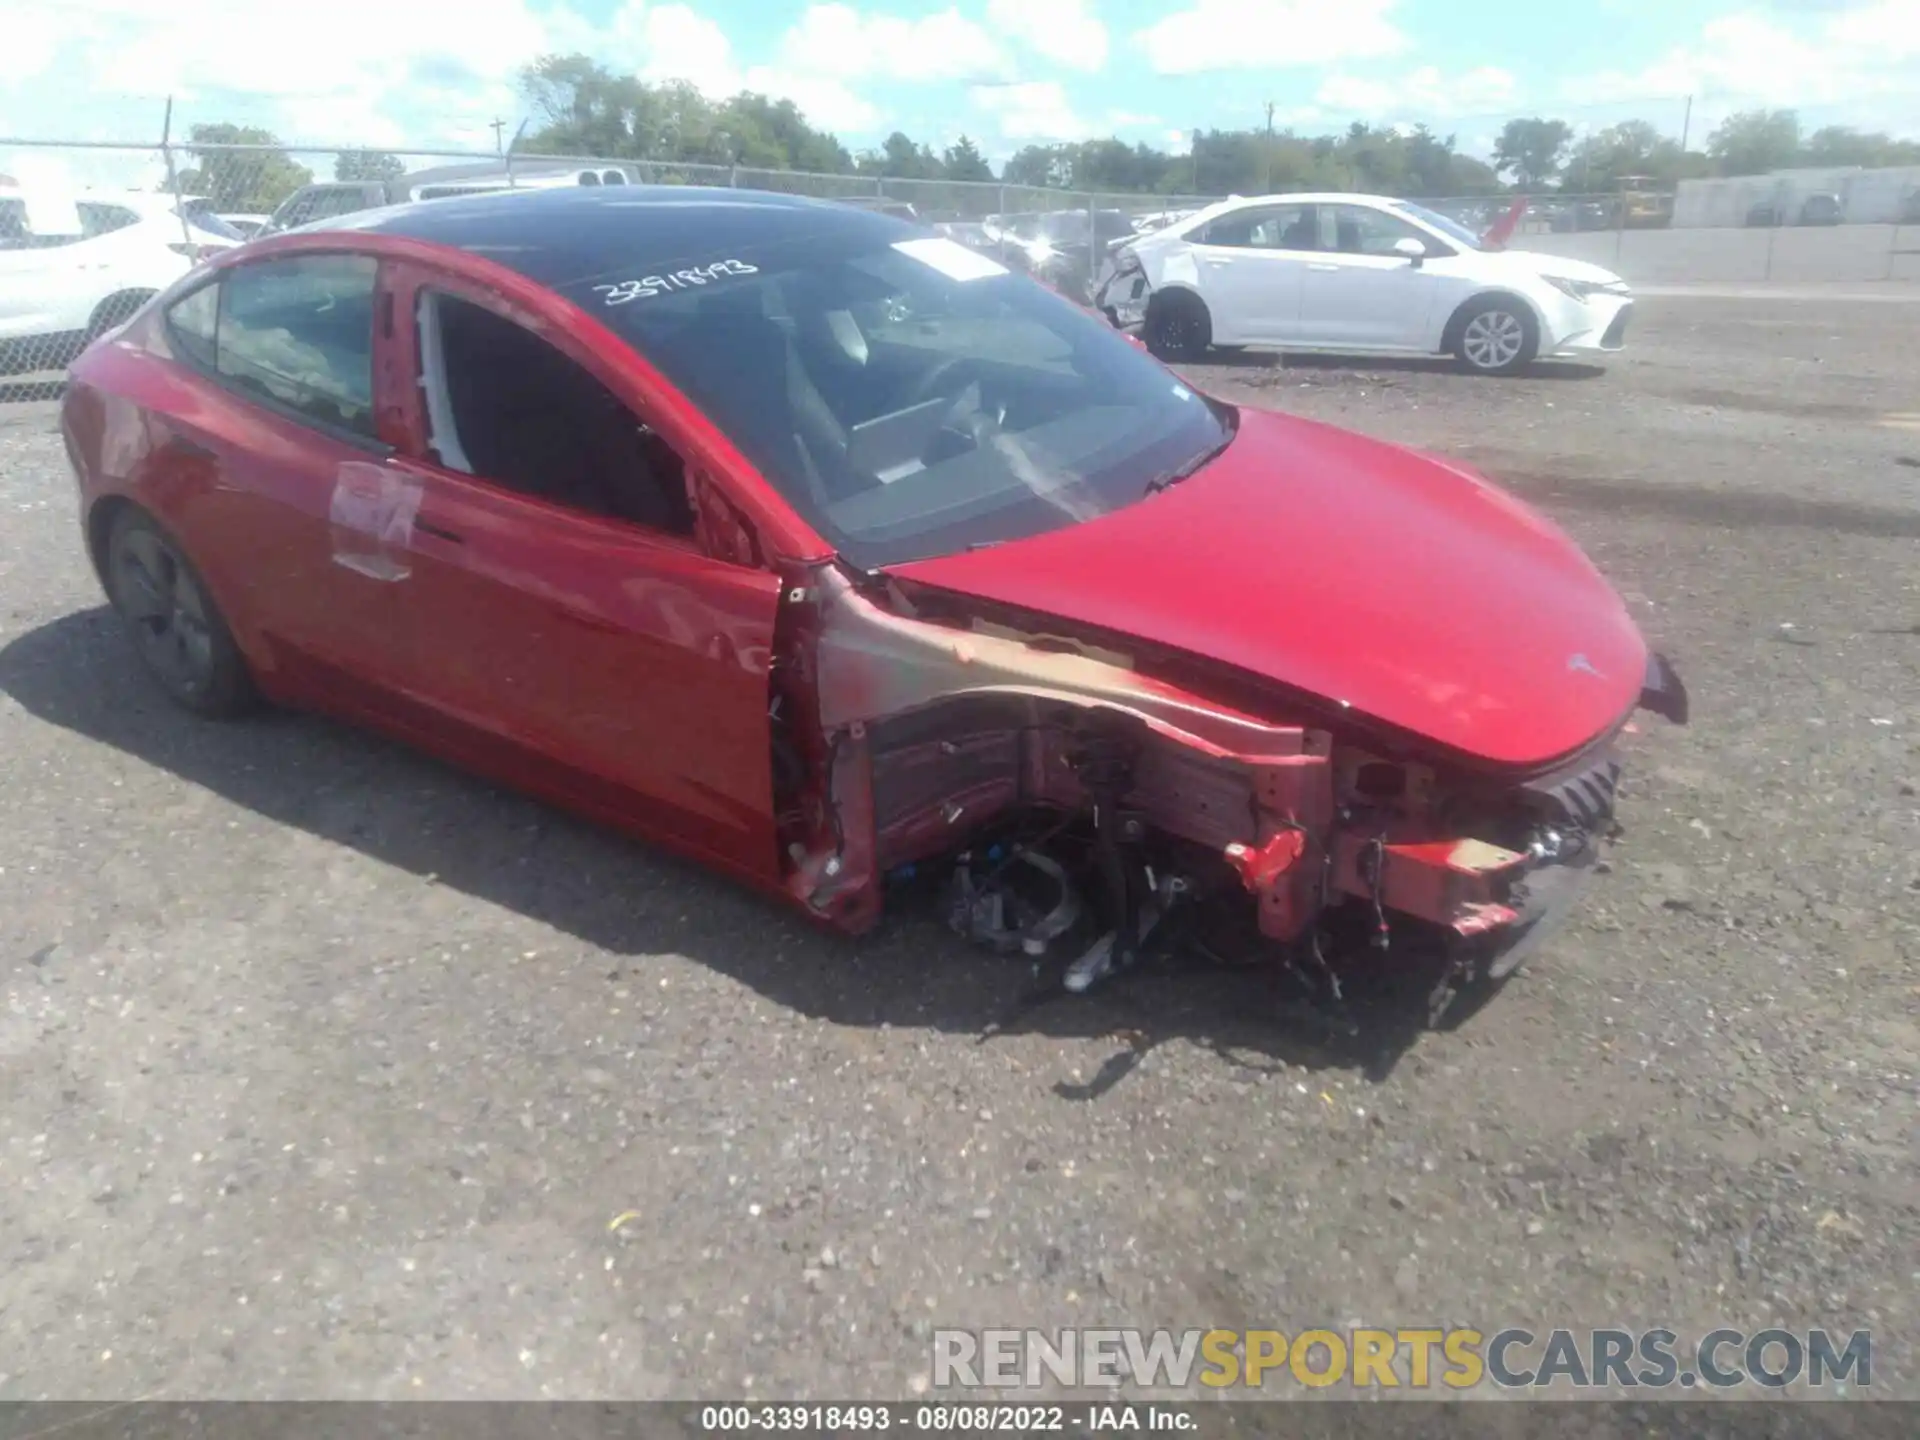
[{"x1": 1094, "y1": 191, "x2": 1633, "y2": 375}]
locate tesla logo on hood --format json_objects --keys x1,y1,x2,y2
[{"x1": 1567, "y1": 653, "x2": 1604, "y2": 677}]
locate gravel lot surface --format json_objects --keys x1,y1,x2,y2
[{"x1": 1, "y1": 291, "x2": 1916, "y2": 1405}]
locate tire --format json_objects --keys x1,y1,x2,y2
[
  {"x1": 1144, "y1": 291, "x2": 1211, "y2": 362},
  {"x1": 86, "y1": 290, "x2": 158, "y2": 343},
  {"x1": 1449, "y1": 295, "x2": 1539, "y2": 376},
  {"x1": 104, "y1": 507, "x2": 256, "y2": 718}
]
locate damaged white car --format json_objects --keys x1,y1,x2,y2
[{"x1": 1096, "y1": 192, "x2": 1634, "y2": 375}]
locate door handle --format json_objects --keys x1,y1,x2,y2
[
  {"x1": 166, "y1": 436, "x2": 216, "y2": 462},
  {"x1": 414, "y1": 518, "x2": 464, "y2": 544}
]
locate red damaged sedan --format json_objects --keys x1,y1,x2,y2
[{"x1": 59, "y1": 186, "x2": 1687, "y2": 1024}]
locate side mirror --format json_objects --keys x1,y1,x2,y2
[{"x1": 1393, "y1": 236, "x2": 1428, "y2": 266}]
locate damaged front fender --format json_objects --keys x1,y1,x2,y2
[{"x1": 772, "y1": 564, "x2": 1600, "y2": 971}]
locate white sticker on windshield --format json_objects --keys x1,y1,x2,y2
[{"x1": 891, "y1": 237, "x2": 1009, "y2": 282}]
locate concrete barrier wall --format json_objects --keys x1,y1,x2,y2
[{"x1": 1511, "y1": 225, "x2": 1920, "y2": 284}]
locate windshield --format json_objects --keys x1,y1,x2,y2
[
  {"x1": 562, "y1": 232, "x2": 1231, "y2": 568},
  {"x1": 1392, "y1": 201, "x2": 1484, "y2": 251}
]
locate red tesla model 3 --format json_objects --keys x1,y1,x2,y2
[{"x1": 59, "y1": 185, "x2": 1686, "y2": 1020}]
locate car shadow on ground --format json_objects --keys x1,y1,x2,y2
[
  {"x1": 0, "y1": 608, "x2": 1495, "y2": 1085},
  {"x1": 1192, "y1": 350, "x2": 1609, "y2": 381}
]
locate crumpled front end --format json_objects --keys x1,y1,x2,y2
[{"x1": 770, "y1": 563, "x2": 1687, "y2": 1024}]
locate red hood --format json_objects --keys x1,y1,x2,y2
[{"x1": 885, "y1": 406, "x2": 1648, "y2": 770}]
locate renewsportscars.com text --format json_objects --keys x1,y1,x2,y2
[{"x1": 933, "y1": 1327, "x2": 1872, "y2": 1392}]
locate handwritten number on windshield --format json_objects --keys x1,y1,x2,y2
[{"x1": 595, "y1": 260, "x2": 759, "y2": 305}]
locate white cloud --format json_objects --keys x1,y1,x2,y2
[
  {"x1": 1, "y1": 0, "x2": 885, "y2": 153},
  {"x1": 743, "y1": 71, "x2": 879, "y2": 132},
  {"x1": 635, "y1": 3, "x2": 739, "y2": 94},
  {"x1": 1562, "y1": 4, "x2": 1920, "y2": 134},
  {"x1": 970, "y1": 81, "x2": 1095, "y2": 141},
  {"x1": 986, "y1": 0, "x2": 1108, "y2": 71},
  {"x1": 1135, "y1": 0, "x2": 1406, "y2": 76},
  {"x1": 781, "y1": 3, "x2": 1007, "y2": 81},
  {"x1": 1106, "y1": 110, "x2": 1164, "y2": 129},
  {"x1": 1316, "y1": 65, "x2": 1519, "y2": 120}
]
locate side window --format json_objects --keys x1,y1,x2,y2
[
  {"x1": 165, "y1": 282, "x2": 220, "y2": 368},
  {"x1": 422, "y1": 292, "x2": 695, "y2": 538},
  {"x1": 1200, "y1": 205, "x2": 1316, "y2": 251},
  {"x1": 76, "y1": 203, "x2": 142, "y2": 238},
  {"x1": 1320, "y1": 204, "x2": 1433, "y2": 257},
  {"x1": 216, "y1": 254, "x2": 378, "y2": 438},
  {"x1": 0, "y1": 197, "x2": 83, "y2": 251}
]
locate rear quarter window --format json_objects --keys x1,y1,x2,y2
[
  {"x1": 214, "y1": 254, "x2": 379, "y2": 438},
  {"x1": 76, "y1": 203, "x2": 142, "y2": 238},
  {"x1": 165, "y1": 283, "x2": 220, "y2": 368},
  {"x1": 0, "y1": 197, "x2": 83, "y2": 250}
]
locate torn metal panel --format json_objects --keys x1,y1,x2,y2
[{"x1": 810, "y1": 565, "x2": 1315, "y2": 762}]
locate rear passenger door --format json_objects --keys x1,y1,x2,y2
[
  {"x1": 148, "y1": 252, "x2": 408, "y2": 710},
  {"x1": 1183, "y1": 203, "x2": 1317, "y2": 345}
]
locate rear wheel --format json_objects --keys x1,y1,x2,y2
[
  {"x1": 1144, "y1": 291, "x2": 1212, "y2": 362},
  {"x1": 105, "y1": 508, "x2": 256, "y2": 717},
  {"x1": 1450, "y1": 295, "x2": 1538, "y2": 376}
]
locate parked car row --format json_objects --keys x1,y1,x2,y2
[
  {"x1": 8, "y1": 171, "x2": 1643, "y2": 383},
  {"x1": 0, "y1": 165, "x2": 646, "y2": 374}
]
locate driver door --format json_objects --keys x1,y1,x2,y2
[
  {"x1": 378, "y1": 270, "x2": 788, "y2": 882},
  {"x1": 1182, "y1": 203, "x2": 1317, "y2": 345}
]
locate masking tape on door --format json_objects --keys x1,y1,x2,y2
[{"x1": 329, "y1": 461, "x2": 420, "y2": 582}]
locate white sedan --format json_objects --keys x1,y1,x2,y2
[
  {"x1": 1, "y1": 187, "x2": 244, "y2": 374},
  {"x1": 1094, "y1": 192, "x2": 1633, "y2": 375}
]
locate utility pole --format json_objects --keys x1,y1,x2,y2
[
  {"x1": 1263, "y1": 100, "x2": 1275, "y2": 192},
  {"x1": 490, "y1": 118, "x2": 506, "y2": 155},
  {"x1": 1679, "y1": 94, "x2": 1693, "y2": 152}
]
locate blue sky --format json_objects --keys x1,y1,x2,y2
[{"x1": 3, "y1": 0, "x2": 1917, "y2": 183}]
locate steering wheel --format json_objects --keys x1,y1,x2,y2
[
  {"x1": 905, "y1": 354, "x2": 1008, "y2": 437},
  {"x1": 903, "y1": 354, "x2": 984, "y2": 409}
]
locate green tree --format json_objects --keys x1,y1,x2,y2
[
  {"x1": 942, "y1": 135, "x2": 993, "y2": 182},
  {"x1": 1491, "y1": 117, "x2": 1573, "y2": 189},
  {"x1": 1002, "y1": 143, "x2": 1073, "y2": 188},
  {"x1": 855, "y1": 131, "x2": 943, "y2": 179},
  {"x1": 519, "y1": 54, "x2": 852, "y2": 173},
  {"x1": 336, "y1": 150, "x2": 404, "y2": 182},
  {"x1": 1706, "y1": 108, "x2": 1802, "y2": 176},
  {"x1": 1561, "y1": 119, "x2": 1704, "y2": 191},
  {"x1": 718, "y1": 92, "x2": 851, "y2": 172},
  {"x1": 1801, "y1": 125, "x2": 1920, "y2": 168},
  {"x1": 175, "y1": 123, "x2": 313, "y2": 212}
]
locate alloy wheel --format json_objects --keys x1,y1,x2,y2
[
  {"x1": 114, "y1": 528, "x2": 216, "y2": 697},
  {"x1": 1461, "y1": 309, "x2": 1526, "y2": 371}
]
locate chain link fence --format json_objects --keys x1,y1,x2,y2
[{"x1": 7, "y1": 133, "x2": 1920, "y2": 385}]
